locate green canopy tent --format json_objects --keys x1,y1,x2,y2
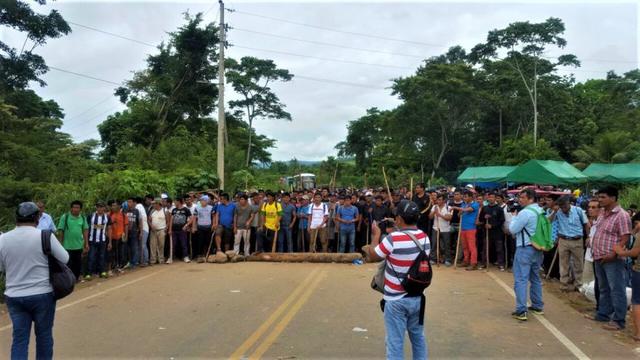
[
  {"x1": 506, "y1": 160, "x2": 588, "y2": 185},
  {"x1": 583, "y1": 163, "x2": 640, "y2": 183},
  {"x1": 457, "y1": 166, "x2": 517, "y2": 183}
]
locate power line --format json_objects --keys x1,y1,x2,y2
[
  {"x1": 64, "y1": 94, "x2": 113, "y2": 122},
  {"x1": 67, "y1": 21, "x2": 156, "y2": 48},
  {"x1": 228, "y1": 8, "x2": 639, "y2": 66},
  {"x1": 228, "y1": 8, "x2": 446, "y2": 48},
  {"x1": 231, "y1": 27, "x2": 425, "y2": 59},
  {"x1": 48, "y1": 66, "x2": 122, "y2": 86},
  {"x1": 294, "y1": 75, "x2": 387, "y2": 90},
  {"x1": 64, "y1": 105, "x2": 121, "y2": 133},
  {"x1": 233, "y1": 44, "x2": 415, "y2": 70}
]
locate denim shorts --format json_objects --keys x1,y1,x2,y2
[{"x1": 631, "y1": 270, "x2": 640, "y2": 305}]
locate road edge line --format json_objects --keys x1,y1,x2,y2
[
  {"x1": 486, "y1": 271, "x2": 591, "y2": 360},
  {"x1": 0, "y1": 268, "x2": 168, "y2": 333}
]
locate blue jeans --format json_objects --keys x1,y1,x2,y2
[
  {"x1": 128, "y1": 231, "x2": 139, "y2": 266},
  {"x1": 88, "y1": 241, "x2": 107, "y2": 275},
  {"x1": 6, "y1": 292, "x2": 56, "y2": 360},
  {"x1": 277, "y1": 228, "x2": 294, "y2": 253},
  {"x1": 383, "y1": 296, "x2": 428, "y2": 360},
  {"x1": 594, "y1": 259, "x2": 627, "y2": 328},
  {"x1": 141, "y1": 230, "x2": 150, "y2": 265},
  {"x1": 339, "y1": 228, "x2": 356, "y2": 253},
  {"x1": 513, "y1": 246, "x2": 544, "y2": 313}
]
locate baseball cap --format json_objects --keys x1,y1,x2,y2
[
  {"x1": 396, "y1": 200, "x2": 419, "y2": 219},
  {"x1": 200, "y1": 195, "x2": 210, "y2": 202}
]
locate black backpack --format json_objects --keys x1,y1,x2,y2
[
  {"x1": 400, "y1": 231, "x2": 433, "y2": 296},
  {"x1": 41, "y1": 230, "x2": 76, "y2": 300}
]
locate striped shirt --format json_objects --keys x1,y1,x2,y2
[
  {"x1": 592, "y1": 205, "x2": 631, "y2": 260},
  {"x1": 88, "y1": 213, "x2": 111, "y2": 243},
  {"x1": 374, "y1": 228, "x2": 431, "y2": 301}
]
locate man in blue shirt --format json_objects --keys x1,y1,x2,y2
[
  {"x1": 36, "y1": 201, "x2": 56, "y2": 232},
  {"x1": 336, "y1": 196, "x2": 360, "y2": 253},
  {"x1": 509, "y1": 188, "x2": 545, "y2": 321},
  {"x1": 451, "y1": 191, "x2": 480, "y2": 270},
  {"x1": 214, "y1": 193, "x2": 235, "y2": 254},
  {"x1": 549, "y1": 195, "x2": 589, "y2": 292},
  {"x1": 297, "y1": 196, "x2": 310, "y2": 252},
  {"x1": 278, "y1": 193, "x2": 297, "y2": 253}
]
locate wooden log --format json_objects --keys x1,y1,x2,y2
[{"x1": 246, "y1": 252, "x2": 363, "y2": 263}]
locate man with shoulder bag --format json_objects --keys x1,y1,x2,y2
[
  {"x1": 366, "y1": 200, "x2": 431, "y2": 360},
  {"x1": 0, "y1": 202, "x2": 70, "y2": 359}
]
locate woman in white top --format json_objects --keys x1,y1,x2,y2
[{"x1": 0, "y1": 202, "x2": 69, "y2": 359}]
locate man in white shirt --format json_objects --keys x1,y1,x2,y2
[
  {"x1": 0, "y1": 202, "x2": 69, "y2": 359},
  {"x1": 135, "y1": 197, "x2": 150, "y2": 266},
  {"x1": 429, "y1": 194, "x2": 453, "y2": 266},
  {"x1": 307, "y1": 193, "x2": 329, "y2": 252},
  {"x1": 35, "y1": 201, "x2": 56, "y2": 232}
]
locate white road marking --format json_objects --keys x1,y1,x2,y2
[
  {"x1": 0, "y1": 269, "x2": 167, "y2": 333},
  {"x1": 487, "y1": 271, "x2": 591, "y2": 360}
]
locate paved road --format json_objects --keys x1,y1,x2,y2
[{"x1": 0, "y1": 262, "x2": 638, "y2": 359}]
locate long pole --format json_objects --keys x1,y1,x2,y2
[
  {"x1": 217, "y1": 0, "x2": 226, "y2": 191},
  {"x1": 453, "y1": 214, "x2": 463, "y2": 269}
]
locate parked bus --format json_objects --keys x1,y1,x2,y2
[{"x1": 287, "y1": 173, "x2": 316, "y2": 190}]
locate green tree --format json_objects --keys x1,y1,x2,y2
[
  {"x1": 0, "y1": 0, "x2": 70, "y2": 91},
  {"x1": 469, "y1": 17, "x2": 580, "y2": 146},
  {"x1": 226, "y1": 56, "x2": 293, "y2": 167}
]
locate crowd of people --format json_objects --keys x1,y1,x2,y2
[{"x1": 1, "y1": 182, "x2": 640, "y2": 359}]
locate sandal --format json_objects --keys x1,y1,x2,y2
[{"x1": 602, "y1": 322, "x2": 624, "y2": 331}]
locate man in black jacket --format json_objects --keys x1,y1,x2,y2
[{"x1": 479, "y1": 192, "x2": 506, "y2": 270}]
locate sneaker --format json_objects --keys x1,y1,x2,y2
[
  {"x1": 444, "y1": 261, "x2": 452, "y2": 267},
  {"x1": 184, "y1": 257, "x2": 191, "y2": 263},
  {"x1": 100, "y1": 272, "x2": 108, "y2": 278},
  {"x1": 465, "y1": 265, "x2": 478, "y2": 271},
  {"x1": 165, "y1": 259, "x2": 173, "y2": 264},
  {"x1": 512, "y1": 311, "x2": 528, "y2": 321},
  {"x1": 528, "y1": 306, "x2": 544, "y2": 315},
  {"x1": 84, "y1": 274, "x2": 92, "y2": 281},
  {"x1": 122, "y1": 262, "x2": 131, "y2": 270},
  {"x1": 499, "y1": 266, "x2": 505, "y2": 272}
]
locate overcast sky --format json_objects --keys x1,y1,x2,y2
[{"x1": 3, "y1": 0, "x2": 638, "y2": 161}]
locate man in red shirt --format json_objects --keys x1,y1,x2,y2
[
  {"x1": 589, "y1": 186, "x2": 631, "y2": 331},
  {"x1": 109, "y1": 200, "x2": 128, "y2": 273}
]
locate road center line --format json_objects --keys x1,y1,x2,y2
[
  {"x1": 486, "y1": 271, "x2": 591, "y2": 360},
  {"x1": 229, "y1": 268, "x2": 321, "y2": 360},
  {"x1": 0, "y1": 268, "x2": 168, "y2": 333},
  {"x1": 249, "y1": 270, "x2": 327, "y2": 360}
]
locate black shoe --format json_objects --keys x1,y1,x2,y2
[
  {"x1": 528, "y1": 307, "x2": 544, "y2": 315},
  {"x1": 511, "y1": 311, "x2": 528, "y2": 321}
]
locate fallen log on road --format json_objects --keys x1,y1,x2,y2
[{"x1": 246, "y1": 252, "x2": 363, "y2": 263}]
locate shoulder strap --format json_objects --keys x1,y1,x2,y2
[
  {"x1": 401, "y1": 230, "x2": 426, "y2": 252},
  {"x1": 41, "y1": 230, "x2": 52, "y2": 256}
]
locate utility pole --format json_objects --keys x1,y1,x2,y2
[{"x1": 217, "y1": 0, "x2": 226, "y2": 190}]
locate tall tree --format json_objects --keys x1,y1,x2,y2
[
  {"x1": 469, "y1": 17, "x2": 579, "y2": 146},
  {"x1": 0, "y1": 0, "x2": 70, "y2": 92},
  {"x1": 226, "y1": 56, "x2": 293, "y2": 167}
]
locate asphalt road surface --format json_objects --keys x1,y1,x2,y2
[{"x1": 1, "y1": 262, "x2": 638, "y2": 359}]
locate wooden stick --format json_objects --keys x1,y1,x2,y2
[
  {"x1": 409, "y1": 177, "x2": 414, "y2": 200},
  {"x1": 382, "y1": 166, "x2": 392, "y2": 201},
  {"x1": 168, "y1": 232, "x2": 173, "y2": 263},
  {"x1": 504, "y1": 234, "x2": 508, "y2": 269},
  {"x1": 485, "y1": 226, "x2": 490, "y2": 271},
  {"x1": 454, "y1": 214, "x2": 463, "y2": 269},
  {"x1": 545, "y1": 245, "x2": 559, "y2": 279},
  {"x1": 271, "y1": 228, "x2": 279, "y2": 253},
  {"x1": 205, "y1": 233, "x2": 215, "y2": 262},
  {"x1": 436, "y1": 228, "x2": 441, "y2": 267}
]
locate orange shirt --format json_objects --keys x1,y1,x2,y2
[{"x1": 110, "y1": 211, "x2": 129, "y2": 239}]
